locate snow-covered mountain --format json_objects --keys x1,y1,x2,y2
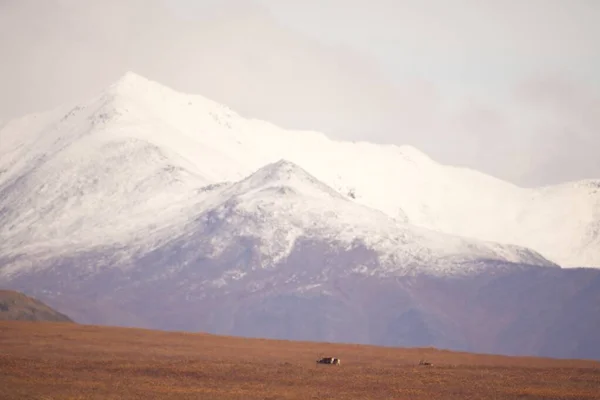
[
  {"x1": 1, "y1": 72, "x2": 599, "y2": 359},
  {"x1": 2, "y1": 72, "x2": 597, "y2": 269},
  {"x1": 0, "y1": 142, "x2": 552, "y2": 278}
]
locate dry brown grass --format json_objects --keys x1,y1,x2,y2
[{"x1": 1, "y1": 321, "x2": 599, "y2": 399}]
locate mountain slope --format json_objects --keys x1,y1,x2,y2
[
  {"x1": 0, "y1": 158, "x2": 555, "y2": 279},
  {"x1": 0, "y1": 290, "x2": 73, "y2": 322},
  {"x1": 1, "y1": 72, "x2": 597, "y2": 268},
  {"x1": 172, "y1": 160, "x2": 555, "y2": 277}
]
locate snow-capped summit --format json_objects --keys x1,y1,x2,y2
[
  {"x1": 101, "y1": 71, "x2": 241, "y2": 130},
  {"x1": 226, "y1": 159, "x2": 349, "y2": 202},
  {"x1": 111, "y1": 71, "x2": 155, "y2": 89}
]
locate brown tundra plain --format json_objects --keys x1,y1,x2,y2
[{"x1": 1, "y1": 321, "x2": 599, "y2": 400}]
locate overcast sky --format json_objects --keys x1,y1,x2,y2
[{"x1": 1, "y1": 0, "x2": 598, "y2": 187}]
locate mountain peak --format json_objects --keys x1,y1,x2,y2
[
  {"x1": 97, "y1": 70, "x2": 237, "y2": 128},
  {"x1": 107, "y1": 71, "x2": 173, "y2": 98},
  {"x1": 232, "y1": 159, "x2": 347, "y2": 200},
  {"x1": 116, "y1": 71, "x2": 149, "y2": 84},
  {"x1": 256, "y1": 158, "x2": 311, "y2": 179}
]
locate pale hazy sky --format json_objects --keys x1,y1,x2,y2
[{"x1": 1, "y1": 0, "x2": 598, "y2": 186}]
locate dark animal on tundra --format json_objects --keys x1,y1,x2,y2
[{"x1": 317, "y1": 357, "x2": 341, "y2": 365}]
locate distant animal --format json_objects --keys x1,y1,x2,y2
[
  {"x1": 419, "y1": 359, "x2": 433, "y2": 366},
  {"x1": 317, "y1": 357, "x2": 341, "y2": 366}
]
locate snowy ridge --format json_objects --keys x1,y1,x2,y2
[
  {"x1": 0, "y1": 72, "x2": 598, "y2": 271},
  {"x1": 150, "y1": 159, "x2": 555, "y2": 278}
]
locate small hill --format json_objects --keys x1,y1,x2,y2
[{"x1": 0, "y1": 290, "x2": 73, "y2": 322}]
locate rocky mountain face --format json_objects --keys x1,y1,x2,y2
[{"x1": 0, "y1": 72, "x2": 599, "y2": 360}]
